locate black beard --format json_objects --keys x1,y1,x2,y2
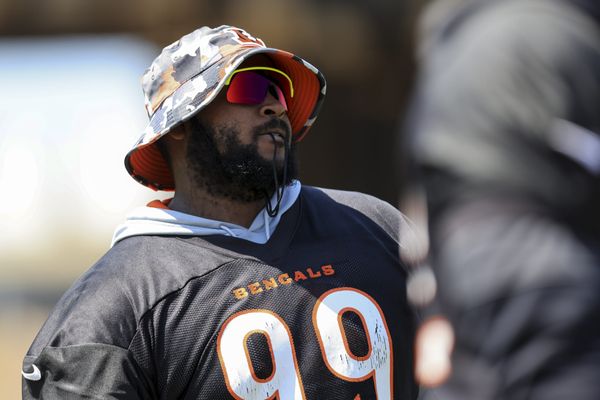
[{"x1": 185, "y1": 117, "x2": 298, "y2": 202}]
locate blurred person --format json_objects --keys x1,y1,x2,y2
[
  {"x1": 403, "y1": 0, "x2": 600, "y2": 398},
  {"x1": 22, "y1": 25, "x2": 419, "y2": 399}
]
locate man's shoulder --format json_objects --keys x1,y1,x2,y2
[
  {"x1": 92, "y1": 235, "x2": 242, "y2": 307},
  {"x1": 301, "y1": 185, "x2": 407, "y2": 241},
  {"x1": 303, "y1": 185, "x2": 399, "y2": 216},
  {"x1": 29, "y1": 235, "x2": 238, "y2": 353}
]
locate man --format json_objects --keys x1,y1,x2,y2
[
  {"x1": 405, "y1": 0, "x2": 600, "y2": 398},
  {"x1": 23, "y1": 25, "x2": 418, "y2": 399}
]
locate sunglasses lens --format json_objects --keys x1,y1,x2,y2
[
  {"x1": 269, "y1": 84, "x2": 288, "y2": 110},
  {"x1": 227, "y1": 71, "x2": 288, "y2": 110}
]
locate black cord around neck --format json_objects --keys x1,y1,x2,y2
[{"x1": 264, "y1": 133, "x2": 289, "y2": 217}]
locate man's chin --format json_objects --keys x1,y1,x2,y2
[
  {"x1": 263, "y1": 158, "x2": 287, "y2": 169},
  {"x1": 256, "y1": 147, "x2": 286, "y2": 163}
]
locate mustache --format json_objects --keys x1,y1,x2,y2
[{"x1": 253, "y1": 118, "x2": 292, "y2": 140}]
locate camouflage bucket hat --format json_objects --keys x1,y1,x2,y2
[{"x1": 125, "y1": 25, "x2": 327, "y2": 191}]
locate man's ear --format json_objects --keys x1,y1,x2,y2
[
  {"x1": 157, "y1": 123, "x2": 187, "y2": 167},
  {"x1": 168, "y1": 124, "x2": 186, "y2": 141}
]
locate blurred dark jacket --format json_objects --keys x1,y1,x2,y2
[{"x1": 406, "y1": 0, "x2": 600, "y2": 398}]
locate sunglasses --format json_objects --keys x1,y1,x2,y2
[{"x1": 224, "y1": 66, "x2": 294, "y2": 111}]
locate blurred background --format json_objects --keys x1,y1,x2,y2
[{"x1": 0, "y1": 0, "x2": 425, "y2": 396}]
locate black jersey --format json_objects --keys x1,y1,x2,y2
[{"x1": 23, "y1": 186, "x2": 418, "y2": 399}]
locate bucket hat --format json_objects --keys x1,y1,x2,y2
[{"x1": 125, "y1": 25, "x2": 327, "y2": 191}]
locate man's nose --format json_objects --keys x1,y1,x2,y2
[{"x1": 259, "y1": 87, "x2": 287, "y2": 118}]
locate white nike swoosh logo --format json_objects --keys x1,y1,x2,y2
[{"x1": 22, "y1": 364, "x2": 42, "y2": 381}]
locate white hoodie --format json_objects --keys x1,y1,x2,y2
[{"x1": 111, "y1": 180, "x2": 301, "y2": 247}]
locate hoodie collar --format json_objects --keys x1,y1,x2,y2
[{"x1": 111, "y1": 180, "x2": 302, "y2": 247}]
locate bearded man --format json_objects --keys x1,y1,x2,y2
[{"x1": 23, "y1": 25, "x2": 419, "y2": 399}]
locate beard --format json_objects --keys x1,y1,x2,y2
[{"x1": 185, "y1": 117, "x2": 298, "y2": 202}]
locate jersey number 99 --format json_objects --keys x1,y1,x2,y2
[{"x1": 217, "y1": 287, "x2": 394, "y2": 399}]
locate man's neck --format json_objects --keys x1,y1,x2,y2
[{"x1": 168, "y1": 190, "x2": 265, "y2": 228}]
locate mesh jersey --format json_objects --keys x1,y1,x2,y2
[{"x1": 23, "y1": 186, "x2": 418, "y2": 399}]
